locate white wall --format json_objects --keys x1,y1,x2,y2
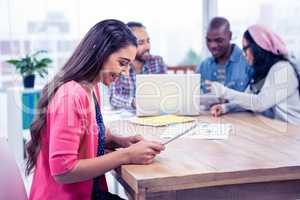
[{"x1": 0, "y1": 92, "x2": 7, "y2": 138}]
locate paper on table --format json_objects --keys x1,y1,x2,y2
[
  {"x1": 129, "y1": 114, "x2": 195, "y2": 127},
  {"x1": 102, "y1": 108, "x2": 136, "y2": 123},
  {"x1": 161, "y1": 122, "x2": 232, "y2": 140}
]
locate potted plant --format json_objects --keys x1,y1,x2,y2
[{"x1": 7, "y1": 50, "x2": 52, "y2": 88}]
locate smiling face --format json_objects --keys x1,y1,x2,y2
[
  {"x1": 98, "y1": 45, "x2": 137, "y2": 86},
  {"x1": 131, "y1": 27, "x2": 151, "y2": 62},
  {"x1": 206, "y1": 26, "x2": 232, "y2": 59}
]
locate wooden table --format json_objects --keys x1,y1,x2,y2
[{"x1": 108, "y1": 113, "x2": 300, "y2": 200}]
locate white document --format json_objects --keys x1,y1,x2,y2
[
  {"x1": 102, "y1": 108, "x2": 135, "y2": 123},
  {"x1": 161, "y1": 122, "x2": 232, "y2": 140}
]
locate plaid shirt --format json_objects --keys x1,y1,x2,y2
[{"x1": 109, "y1": 55, "x2": 167, "y2": 109}]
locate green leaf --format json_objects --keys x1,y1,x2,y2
[
  {"x1": 6, "y1": 59, "x2": 20, "y2": 66},
  {"x1": 41, "y1": 58, "x2": 52, "y2": 64}
]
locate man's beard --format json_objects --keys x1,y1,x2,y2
[{"x1": 136, "y1": 50, "x2": 150, "y2": 62}]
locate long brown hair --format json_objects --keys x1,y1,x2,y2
[{"x1": 26, "y1": 19, "x2": 137, "y2": 175}]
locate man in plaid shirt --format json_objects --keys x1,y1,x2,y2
[{"x1": 109, "y1": 22, "x2": 167, "y2": 110}]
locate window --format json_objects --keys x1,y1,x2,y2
[
  {"x1": 218, "y1": 0, "x2": 300, "y2": 61},
  {"x1": 0, "y1": 0, "x2": 203, "y2": 88}
]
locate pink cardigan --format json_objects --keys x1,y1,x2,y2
[{"x1": 29, "y1": 81, "x2": 107, "y2": 200}]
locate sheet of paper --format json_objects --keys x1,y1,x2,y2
[
  {"x1": 161, "y1": 122, "x2": 232, "y2": 140},
  {"x1": 102, "y1": 108, "x2": 136, "y2": 123},
  {"x1": 129, "y1": 115, "x2": 196, "y2": 127}
]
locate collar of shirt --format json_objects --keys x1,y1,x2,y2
[
  {"x1": 229, "y1": 44, "x2": 244, "y2": 63},
  {"x1": 212, "y1": 44, "x2": 241, "y2": 67}
]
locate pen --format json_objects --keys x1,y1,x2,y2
[{"x1": 163, "y1": 123, "x2": 198, "y2": 145}]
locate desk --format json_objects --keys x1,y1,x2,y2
[{"x1": 108, "y1": 113, "x2": 300, "y2": 200}]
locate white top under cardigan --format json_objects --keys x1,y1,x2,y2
[{"x1": 211, "y1": 61, "x2": 300, "y2": 125}]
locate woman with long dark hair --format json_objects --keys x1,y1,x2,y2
[
  {"x1": 206, "y1": 24, "x2": 300, "y2": 124},
  {"x1": 27, "y1": 19, "x2": 165, "y2": 200}
]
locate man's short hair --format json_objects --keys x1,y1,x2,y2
[
  {"x1": 126, "y1": 21, "x2": 145, "y2": 30},
  {"x1": 208, "y1": 17, "x2": 230, "y2": 32}
]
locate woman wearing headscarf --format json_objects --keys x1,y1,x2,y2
[{"x1": 206, "y1": 24, "x2": 300, "y2": 125}]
